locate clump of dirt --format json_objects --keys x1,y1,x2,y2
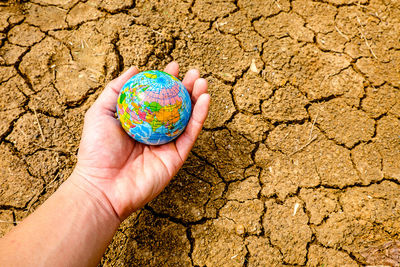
[{"x1": 1, "y1": 0, "x2": 400, "y2": 266}]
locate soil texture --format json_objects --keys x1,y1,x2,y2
[{"x1": 1, "y1": 0, "x2": 400, "y2": 266}]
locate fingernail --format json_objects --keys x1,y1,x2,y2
[
  {"x1": 197, "y1": 78, "x2": 207, "y2": 84},
  {"x1": 189, "y1": 69, "x2": 200, "y2": 76}
]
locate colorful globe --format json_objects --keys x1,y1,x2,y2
[{"x1": 116, "y1": 70, "x2": 192, "y2": 145}]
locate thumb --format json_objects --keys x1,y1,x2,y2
[{"x1": 92, "y1": 66, "x2": 139, "y2": 116}]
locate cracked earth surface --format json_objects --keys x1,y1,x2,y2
[{"x1": 1, "y1": 0, "x2": 400, "y2": 266}]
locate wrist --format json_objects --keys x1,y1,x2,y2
[
  {"x1": 72, "y1": 165, "x2": 140, "y2": 220},
  {"x1": 67, "y1": 171, "x2": 121, "y2": 225}
]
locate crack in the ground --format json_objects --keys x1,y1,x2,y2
[
  {"x1": 314, "y1": 239, "x2": 366, "y2": 265},
  {"x1": 0, "y1": 109, "x2": 28, "y2": 143},
  {"x1": 186, "y1": 226, "x2": 196, "y2": 266},
  {"x1": 144, "y1": 204, "x2": 211, "y2": 228}
]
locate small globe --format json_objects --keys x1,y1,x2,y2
[{"x1": 116, "y1": 70, "x2": 192, "y2": 145}]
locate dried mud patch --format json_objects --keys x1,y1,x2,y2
[{"x1": 1, "y1": 0, "x2": 400, "y2": 266}]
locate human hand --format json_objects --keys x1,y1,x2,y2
[{"x1": 72, "y1": 62, "x2": 210, "y2": 220}]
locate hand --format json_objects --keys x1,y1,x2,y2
[{"x1": 72, "y1": 62, "x2": 210, "y2": 220}]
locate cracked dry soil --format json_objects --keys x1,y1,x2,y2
[{"x1": 1, "y1": 0, "x2": 400, "y2": 266}]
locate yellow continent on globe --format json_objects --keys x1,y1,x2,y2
[{"x1": 144, "y1": 101, "x2": 182, "y2": 133}]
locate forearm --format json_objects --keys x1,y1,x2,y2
[{"x1": 0, "y1": 173, "x2": 120, "y2": 267}]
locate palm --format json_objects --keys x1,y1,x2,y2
[{"x1": 75, "y1": 63, "x2": 209, "y2": 220}]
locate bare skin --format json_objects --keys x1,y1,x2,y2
[{"x1": 0, "y1": 62, "x2": 210, "y2": 267}]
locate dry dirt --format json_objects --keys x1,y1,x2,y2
[{"x1": 1, "y1": 0, "x2": 400, "y2": 266}]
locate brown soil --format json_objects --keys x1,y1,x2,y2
[{"x1": 1, "y1": 0, "x2": 400, "y2": 266}]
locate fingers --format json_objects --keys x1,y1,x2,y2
[
  {"x1": 182, "y1": 69, "x2": 200, "y2": 95},
  {"x1": 190, "y1": 78, "x2": 208, "y2": 102},
  {"x1": 176, "y1": 91, "x2": 210, "y2": 161},
  {"x1": 164, "y1": 61, "x2": 179, "y2": 78},
  {"x1": 91, "y1": 61, "x2": 204, "y2": 117},
  {"x1": 164, "y1": 61, "x2": 201, "y2": 97},
  {"x1": 92, "y1": 66, "x2": 139, "y2": 115},
  {"x1": 176, "y1": 78, "x2": 208, "y2": 159}
]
